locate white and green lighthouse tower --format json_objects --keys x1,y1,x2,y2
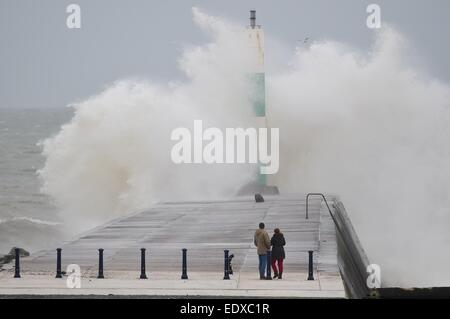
[{"x1": 248, "y1": 10, "x2": 267, "y2": 186}]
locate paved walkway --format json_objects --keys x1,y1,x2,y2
[
  {"x1": 0, "y1": 194, "x2": 345, "y2": 298},
  {"x1": 0, "y1": 272, "x2": 344, "y2": 298}
]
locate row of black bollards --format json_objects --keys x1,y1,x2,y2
[
  {"x1": 13, "y1": 247, "x2": 315, "y2": 281},
  {"x1": 12, "y1": 247, "x2": 222, "y2": 281},
  {"x1": 15, "y1": 247, "x2": 191, "y2": 280}
]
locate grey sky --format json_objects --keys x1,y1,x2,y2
[{"x1": 1, "y1": 0, "x2": 449, "y2": 108}]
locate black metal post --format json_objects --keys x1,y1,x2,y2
[
  {"x1": 181, "y1": 248, "x2": 188, "y2": 280},
  {"x1": 14, "y1": 248, "x2": 20, "y2": 278},
  {"x1": 223, "y1": 250, "x2": 230, "y2": 280},
  {"x1": 97, "y1": 248, "x2": 104, "y2": 279},
  {"x1": 140, "y1": 248, "x2": 147, "y2": 279},
  {"x1": 56, "y1": 248, "x2": 62, "y2": 278},
  {"x1": 266, "y1": 250, "x2": 272, "y2": 280},
  {"x1": 308, "y1": 250, "x2": 314, "y2": 280}
]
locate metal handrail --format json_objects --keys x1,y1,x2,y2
[{"x1": 305, "y1": 193, "x2": 333, "y2": 220}]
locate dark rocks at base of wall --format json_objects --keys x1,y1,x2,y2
[{"x1": 0, "y1": 247, "x2": 30, "y2": 268}]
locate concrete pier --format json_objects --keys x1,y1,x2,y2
[{"x1": 0, "y1": 194, "x2": 357, "y2": 298}]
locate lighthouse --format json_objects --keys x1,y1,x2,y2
[
  {"x1": 248, "y1": 10, "x2": 266, "y2": 121},
  {"x1": 248, "y1": 10, "x2": 268, "y2": 186}
]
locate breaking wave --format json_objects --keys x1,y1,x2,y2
[{"x1": 39, "y1": 8, "x2": 450, "y2": 287}]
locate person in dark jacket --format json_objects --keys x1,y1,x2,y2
[{"x1": 271, "y1": 228, "x2": 286, "y2": 279}]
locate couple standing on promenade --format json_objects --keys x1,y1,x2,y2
[{"x1": 254, "y1": 222, "x2": 286, "y2": 280}]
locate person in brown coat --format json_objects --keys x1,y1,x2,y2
[{"x1": 254, "y1": 222, "x2": 271, "y2": 279}]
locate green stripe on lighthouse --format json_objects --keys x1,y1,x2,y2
[{"x1": 250, "y1": 72, "x2": 266, "y2": 117}]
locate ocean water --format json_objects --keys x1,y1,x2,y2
[{"x1": 0, "y1": 108, "x2": 73, "y2": 255}]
